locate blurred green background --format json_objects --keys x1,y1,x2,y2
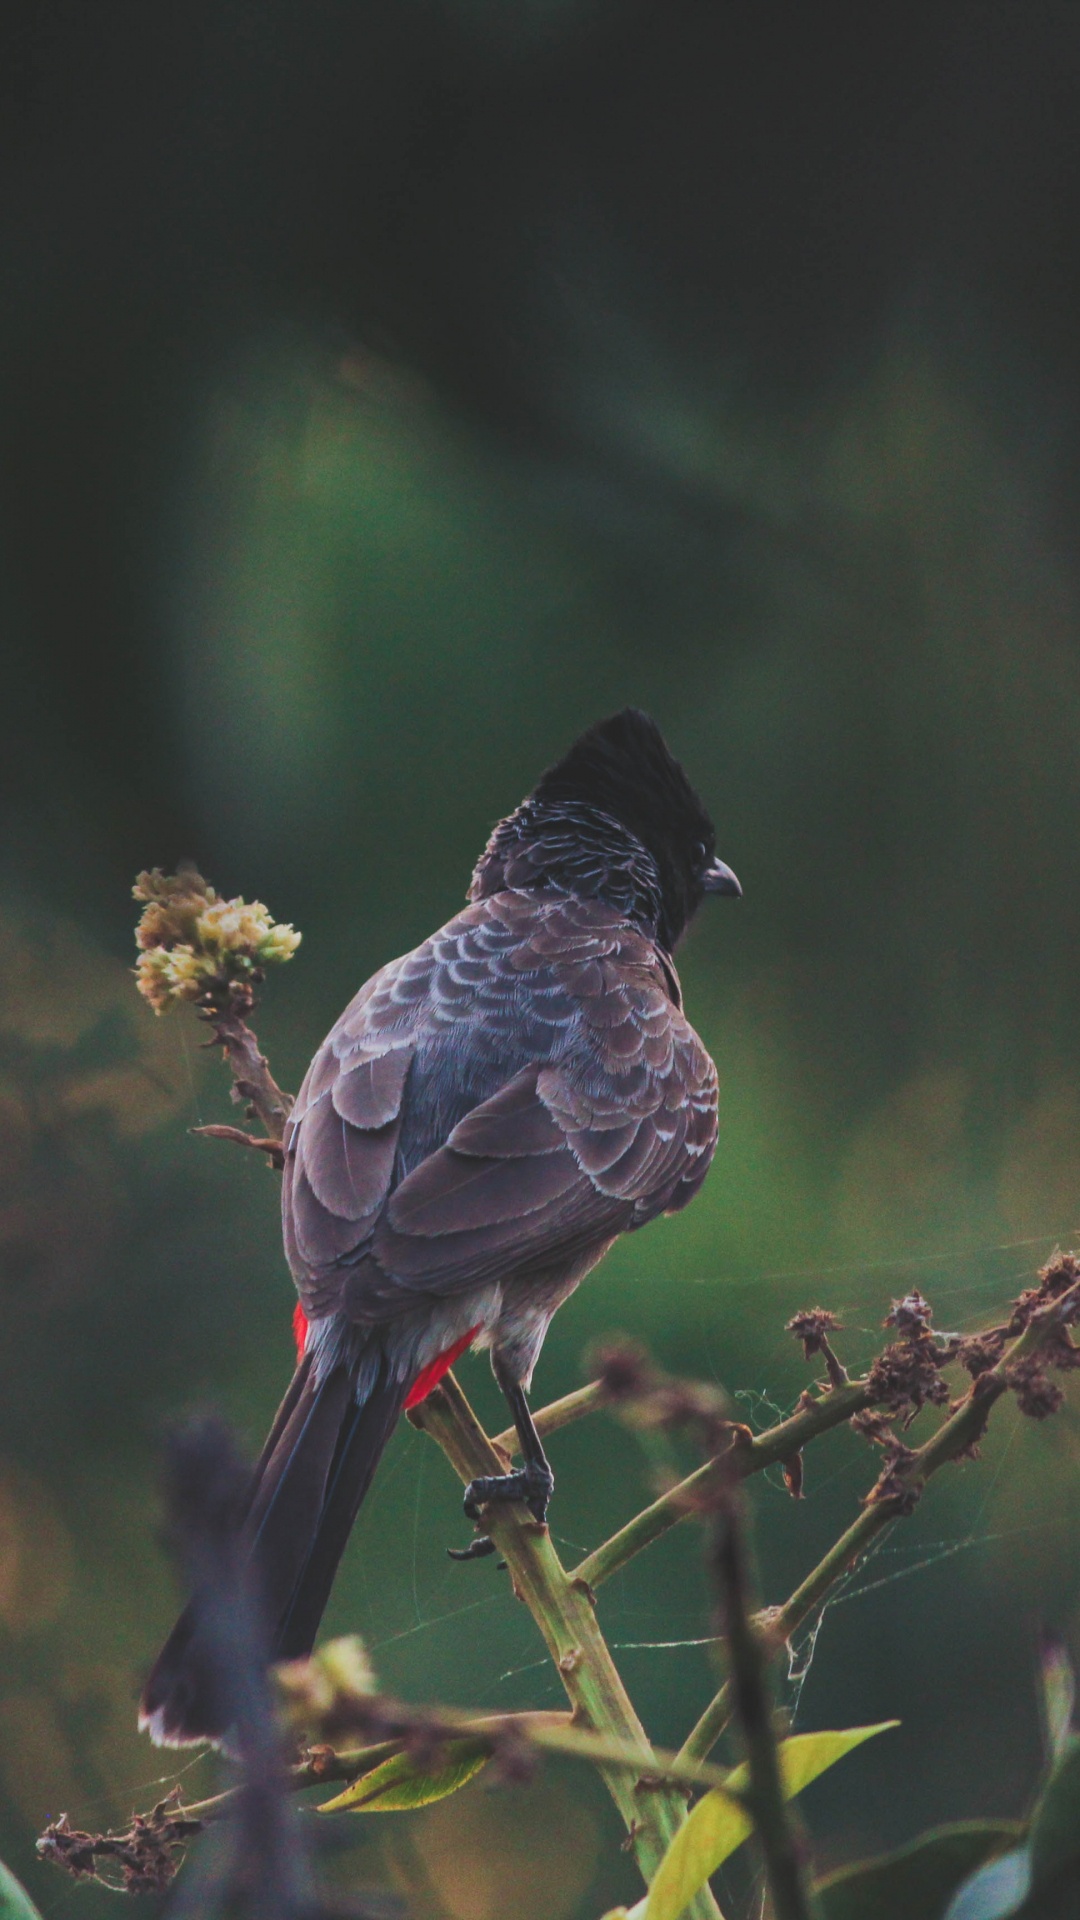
[{"x1": 5, "y1": 3, "x2": 1080, "y2": 1914}]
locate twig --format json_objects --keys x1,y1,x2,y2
[
  {"x1": 678, "y1": 1268, "x2": 1080, "y2": 1767},
  {"x1": 52, "y1": 1716, "x2": 746, "y2": 1903},
  {"x1": 491, "y1": 1379, "x2": 611, "y2": 1454},
  {"x1": 197, "y1": 998, "x2": 293, "y2": 1158},
  {"x1": 191, "y1": 1123, "x2": 286, "y2": 1159}
]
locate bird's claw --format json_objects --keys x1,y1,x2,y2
[
  {"x1": 462, "y1": 1460, "x2": 554, "y2": 1526},
  {"x1": 447, "y1": 1534, "x2": 498, "y2": 1561},
  {"x1": 449, "y1": 1460, "x2": 555, "y2": 1559}
]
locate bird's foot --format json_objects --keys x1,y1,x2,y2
[
  {"x1": 463, "y1": 1459, "x2": 554, "y2": 1526},
  {"x1": 447, "y1": 1534, "x2": 499, "y2": 1562},
  {"x1": 447, "y1": 1460, "x2": 554, "y2": 1560}
]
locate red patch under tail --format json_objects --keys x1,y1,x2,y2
[
  {"x1": 289, "y1": 1308, "x2": 478, "y2": 1409},
  {"x1": 292, "y1": 1302, "x2": 309, "y2": 1359},
  {"x1": 403, "y1": 1327, "x2": 481, "y2": 1409}
]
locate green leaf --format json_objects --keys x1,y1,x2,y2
[
  {"x1": 1028, "y1": 1736, "x2": 1080, "y2": 1891},
  {"x1": 939, "y1": 1738, "x2": 1080, "y2": 1920},
  {"x1": 0, "y1": 1859, "x2": 46, "y2": 1920},
  {"x1": 640, "y1": 1722, "x2": 898, "y2": 1920},
  {"x1": 317, "y1": 1736, "x2": 492, "y2": 1813},
  {"x1": 942, "y1": 1848, "x2": 1031, "y2": 1920},
  {"x1": 814, "y1": 1822, "x2": 1024, "y2": 1920}
]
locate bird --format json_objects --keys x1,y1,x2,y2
[{"x1": 140, "y1": 707, "x2": 740, "y2": 1747}]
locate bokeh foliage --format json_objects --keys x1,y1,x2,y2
[{"x1": 4, "y1": 3, "x2": 1080, "y2": 1914}]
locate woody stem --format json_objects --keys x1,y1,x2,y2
[{"x1": 409, "y1": 1373, "x2": 725, "y2": 1919}]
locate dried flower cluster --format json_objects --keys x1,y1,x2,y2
[
  {"x1": 998, "y1": 1253, "x2": 1080, "y2": 1417},
  {"x1": 37, "y1": 1792, "x2": 201, "y2": 1895},
  {"x1": 786, "y1": 1308, "x2": 848, "y2": 1388},
  {"x1": 133, "y1": 865, "x2": 301, "y2": 1014},
  {"x1": 786, "y1": 1309, "x2": 843, "y2": 1361},
  {"x1": 866, "y1": 1290, "x2": 950, "y2": 1425}
]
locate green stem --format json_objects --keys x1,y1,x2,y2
[
  {"x1": 410, "y1": 1373, "x2": 724, "y2": 1920},
  {"x1": 491, "y1": 1379, "x2": 609, "y2": 1455},
  {"x1": 571, "y1": 1380, "x2": 873, "y2": 1592}
]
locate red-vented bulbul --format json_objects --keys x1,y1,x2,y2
[{"x1": 141, "y1": 708, "x2": 740, "y2": 1746}]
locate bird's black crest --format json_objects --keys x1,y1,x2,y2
[
  {"x1": 471, "y1": 710, "x2": 720, "y2": 950},
  {"x1": 532, "y1": 709, "x2": 716, "y2": 867}
]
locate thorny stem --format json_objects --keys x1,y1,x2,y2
[
  {"x1": 570, "y1": 1378, "x2": 874, "y2": 1592},
  {"x1": 712, "y1": 1490, "x2": 816, "y2": 1920},
  {"x1": 678, "y1": 1272, "x2": 1080, "y2": 1768},
  {"x1": 409, "y1": 1373, "x2": 725, "y2": 1919},
  {"x1": 195, "y1": 1000, "x2": 293, "y2": 1164}
]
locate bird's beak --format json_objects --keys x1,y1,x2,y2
[{"x1": 702, "y1": 857, "x2": 742, "y2": 898}]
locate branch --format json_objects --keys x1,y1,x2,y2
[
  {"x1": 571, "y1": 1378, "x2": 874, "y2": 1591},
  {"x1": 190, "y1": 1122, "x2": 286, "y2": 1160},
  {"x1": 678, "y1": 1267, "x2": 1080, "y2": 1767},
  {"x1": 408, "y1": 1374, "x2": 725, "y2": 1919}
]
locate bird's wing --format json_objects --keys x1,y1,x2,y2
[
  {"x1": 356, "y1": 896, "x2": 716, "y2": 1318},
  {"x1": 281, "y1": 954, "x2": 418, "y2": 1318},
  {"x1": 283, "y1": 892, "x2": 718, "y2": 1323}
]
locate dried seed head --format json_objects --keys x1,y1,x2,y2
[
  {"x1": 1006, "y1": 1358, "x2": 1066, "y2": 1420},
  {"x1": 955, "y1": 1331, "x2": 1006, "y2": 1378},
  {"x1": 885, "y1": 1290, "x2": 935, "y2": 1337},
  {"x1": 849, "y1": 1408, "x2": 897, "y2": 1447},
  {"x1": 867, "y1": 1339, "x2": 950, "y2": 1420},
  {"x1": 1008, "y1": 1253, "x2": 1080, "y2": 1333},
  {"x1": 786, "y1": 1309, "x2": 843, "y2": 1361}
]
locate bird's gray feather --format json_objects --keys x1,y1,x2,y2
[{"x1": 281, "y1": 890, "x2": 717, "y2": 1337}]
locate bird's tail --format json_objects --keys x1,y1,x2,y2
[{"x1": 139, "y1": 1350, "x2": 406, "y2": 1748}]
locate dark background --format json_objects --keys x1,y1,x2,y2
[{"x1": 4, "y1": 3, "x2": 1080, "y2": 1914}]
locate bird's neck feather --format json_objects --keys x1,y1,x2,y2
[{"x1": 469, "y1": 799, "x2": 668, "y2": 939}]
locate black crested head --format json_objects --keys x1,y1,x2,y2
[{"x1": 469, "y1": 709, "x2": 739, "y2": 950}]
